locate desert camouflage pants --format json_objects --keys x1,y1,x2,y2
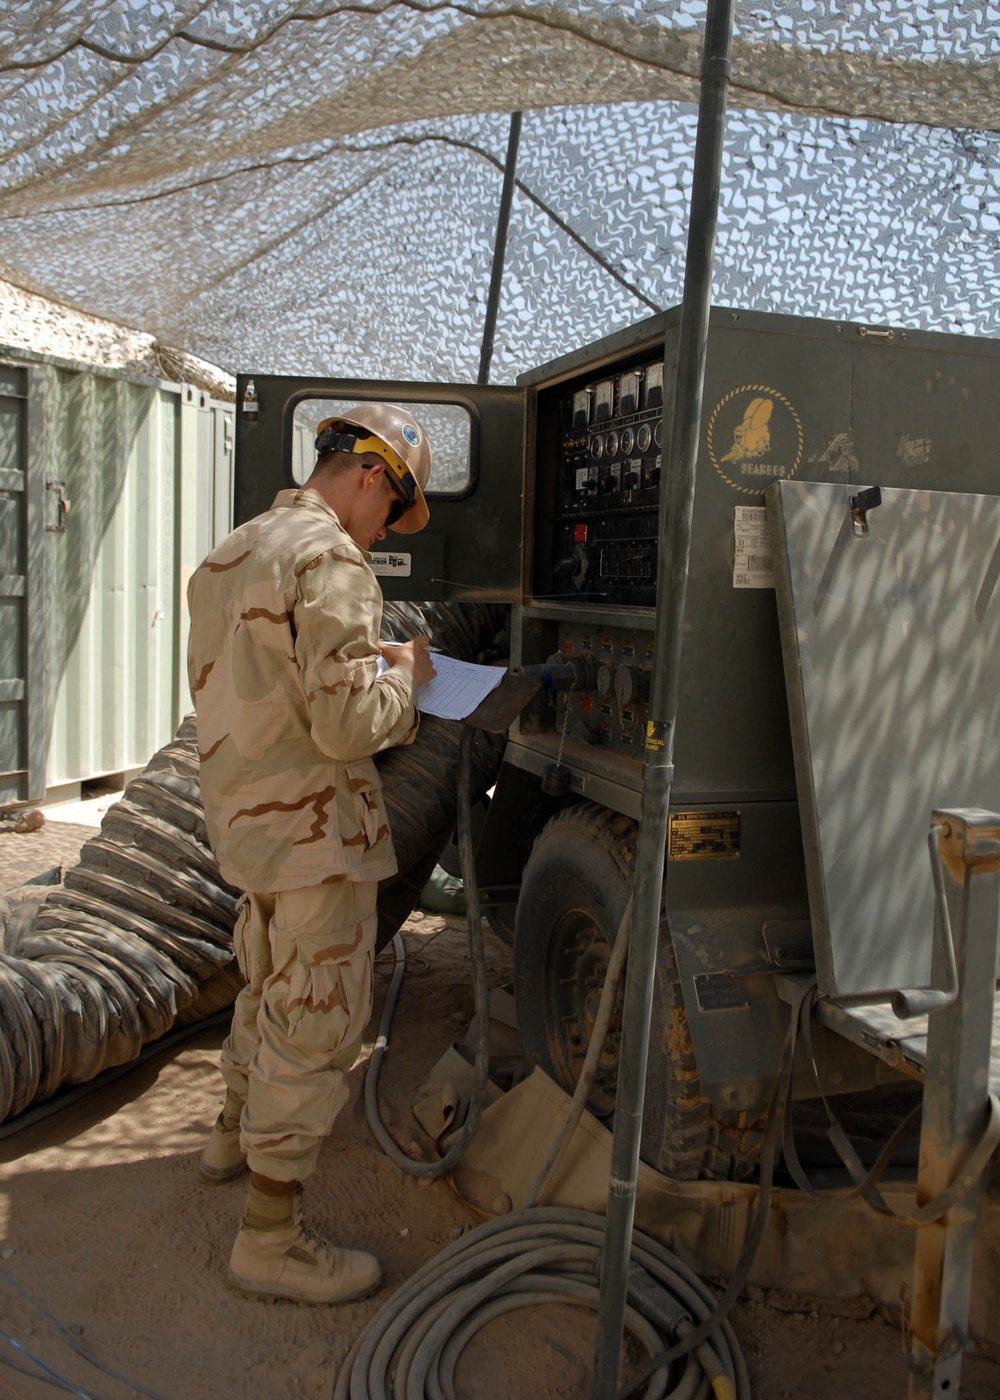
[{"x1": 219, "y1": 882, "x2": 377, "y2": 1182}]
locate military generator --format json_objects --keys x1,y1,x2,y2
[{"x1": 234, "y1": 304, "x2": 1000, "y2": 1183}]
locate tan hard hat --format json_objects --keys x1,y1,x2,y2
[{"x1": 315, "y1": 403, "x2": 430, "y2": 534}]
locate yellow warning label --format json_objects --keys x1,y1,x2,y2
[
  {"x1": 669, "y1": 811, "x2": 741, "y2": 860},
  {"x1": 645, "y1": 719, "x2": 665, "y2": 752}
]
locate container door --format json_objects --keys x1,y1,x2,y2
[
  {"x1": 0, "y1": 363, "x2": 44, "y2": 805},
  {"x1": 233, "y1": 375, "x2": 525, "y2": 602}
]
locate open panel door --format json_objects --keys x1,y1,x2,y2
[
  {"x1": 234, "y1": 374, "x2": 525, "y2": 603},
  {"x1": 769, "y1": 478, "x2": 1000, "y2": 999}
]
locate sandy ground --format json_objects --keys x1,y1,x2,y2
[{"x1": 2, "y1": 814, "x2": 1000, "y2": 1400}]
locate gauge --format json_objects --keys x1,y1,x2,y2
[
  {"x1": 594, "y1": 379, "x2": 614, "y2": 422},
  {"x1": 620, "y1": 427, "x2": 634, "y2": 456},
  {"x1": 653, "y1": 419, "x2": 662, "y2": 449},
  {"x1": 572, "y1": 390, "x2": 591, "y2": 428},
  {"x1": 636, "y1": 423, "x2": 652, "y2": 453},
  {"x1": 605, "y1": 430, "x2": 619, "y2": 457},
  {"x1": 615, "y1": 664, "x2": 650, "y2": 708},
  {"x1": 619, "y1": 371, "x2": 642, "y2": 416},
  {"x1": 645, "y1": 362, "x2": 665, "y2": 408},
  {"x1": 590, "y1": 434, "x2": 604, "y2": 461}
]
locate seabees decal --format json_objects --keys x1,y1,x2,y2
[{"x1": 707, "y1": 384, "x2": 803, "y2": 494}]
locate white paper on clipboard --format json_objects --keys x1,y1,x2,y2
[{"x1": 378, "y1": 648, "x2": 504, "y2": 721}]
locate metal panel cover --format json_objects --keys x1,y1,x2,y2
[{"x1": 769, "y1": 480, "x2": 1000, "y2": 998}]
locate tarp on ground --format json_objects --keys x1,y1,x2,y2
[{"x1": 0, "y1": 2, "x2": 998, "y2": 381}]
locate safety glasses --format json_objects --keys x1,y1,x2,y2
[{"x1": 383, "y1": 478, "x2": 409, "y2": 528}]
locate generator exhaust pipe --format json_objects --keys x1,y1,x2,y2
[{"x1": 591, "y1": 1, "x2": 736, "y2": 1394}]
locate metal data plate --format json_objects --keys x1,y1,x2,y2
[{"x1": 768, "y1": 480, "x2": 1000, "y2": 998}]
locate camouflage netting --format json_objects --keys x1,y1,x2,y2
[
  {"x1": 0, "y1": 2, "x2": 997, "y2": 383},
  {"x1": 0, "y1": 602, "x2": 506, "y2": 1126}
]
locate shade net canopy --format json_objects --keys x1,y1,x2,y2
[{"x1": 0, "y1": 1, "x2": 997, "y2": 382}]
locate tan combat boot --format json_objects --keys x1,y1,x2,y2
[
  {"x1": 227, "y1": 1177, "x2": 382, "y2": 1305},
  {"x1": 198, "y1": 1091, "x2": 248, "y2": 1184}
]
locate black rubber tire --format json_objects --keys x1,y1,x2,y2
[
  {"x1": 513, "y1": 802, "x2": 764, "y2": 1181},
  {"x1": 483, "y1": 903, "x2": 516, "y2": 948}
]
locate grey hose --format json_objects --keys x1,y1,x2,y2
[
  {"x1": 523, "y1": 894, "x2": 633, "y2": 1206},
  {"x1": 331, "y1": 1206, "x2": 750, "y2": 1400},
  {"x1": 364, "y1": 725, "x2": 493, "y2": 1178}
]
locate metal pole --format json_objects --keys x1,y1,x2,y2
[
  {"x1": 590, "y1": 2, "x2": 734, "y2": 1394},
  {"x1": 477, "y1": 110, "x2": 522, "y2": 386}
]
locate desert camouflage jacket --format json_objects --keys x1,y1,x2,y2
[{"x1": 187, "y1": 488, "x2": 418, "y2": 892}]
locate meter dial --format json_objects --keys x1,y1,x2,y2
[
  {"x1": 619, "y1": 371, "x2": 642, "y2": 415},
  {"x1": 654, "y1": 419, "x2": 663, "y2": 449},
  {"x1": 645, "y1": 362, "x2": 665, "y2": 408},
  {"x1": 636, "y1": 423, "x2": 652, "y2": 453},
  {"x1": 590, "y1": 434, "x2": 604, "y2": 461},
  {"x1": 605, "y1": 430, "x2": 619, "y2": 458},
  {"x1": 620, "y1": 427, "x2": 634, "y2": 456},
  {"x1": 615, "y1": 665, "x2": 651, "y2": 709}
]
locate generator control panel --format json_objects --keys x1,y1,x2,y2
[
  {"x1": 545, "y1": 356, "x2": 667, "y2": 608},
  {"x1": 514, "y1": 304, "x2": 1000, "y2": 809}
]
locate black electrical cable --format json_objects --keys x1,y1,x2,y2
[{"x1": 364, "y1": 725, "x2": 493, "y2": 1178}]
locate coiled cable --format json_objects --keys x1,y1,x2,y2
[{"x1": 332, "y1": 1206, "x2": 749, "y2": 1400}]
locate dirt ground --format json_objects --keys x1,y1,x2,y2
[{"x1": 2, "y1": 815, "x2": 999, "y2": 1400}]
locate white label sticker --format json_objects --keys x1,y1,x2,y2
[
  {"x1": 370, "y1": 552, "x2": 412, "y2": 577},
  {"x1": 733, "y1": 506, "x2": 774, "y2": 589}
]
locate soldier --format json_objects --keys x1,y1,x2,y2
[{"x1": 187, "y1": 403, "x2": 436, "y2": 1304}]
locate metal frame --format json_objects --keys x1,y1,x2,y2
[{"x1": 908, "y1": 810, "x2": 1000, "y2": 1399}]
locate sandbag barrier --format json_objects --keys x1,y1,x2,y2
[{"x1": 0, "y1": 602, "x2": 508, "y2": 1127}]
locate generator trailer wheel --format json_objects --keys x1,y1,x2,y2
[{"x1": 513, "y1": 801, "x2": 763, "y2": 1181}]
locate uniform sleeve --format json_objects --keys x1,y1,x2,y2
[{"x1": 292, "y1": 543, "x2": 419, "y2": 761}]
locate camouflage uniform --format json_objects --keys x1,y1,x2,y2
[{"x1": 187, "y1": 488, "x2": 418, "y2": 1182}]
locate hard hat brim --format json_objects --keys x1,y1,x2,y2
[{"x1": 389, "y1": 482, "x2": 429, "y2": 534}]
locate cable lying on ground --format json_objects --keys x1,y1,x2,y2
[{"x1": 332, "y1": 1206, "x2": 749, "y2": 1400}]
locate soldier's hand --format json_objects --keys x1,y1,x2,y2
[{"x1": 380, "y1": 635, "x2": 436, "y2": 687}]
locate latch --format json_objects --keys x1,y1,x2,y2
[
  {"x1": 45, "y1": 479, "x2": 71, "y2": 533},
  {"x1": 849, "y1": 484, "x2": 881, "y2": 537}
]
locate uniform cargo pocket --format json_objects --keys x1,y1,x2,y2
[
  {"x1": 274, "y1": 885, "x2": 377, "y2": 1055},
  {"x1": 284, "y1": 938, "x2": 373, "y2": 1057}
]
